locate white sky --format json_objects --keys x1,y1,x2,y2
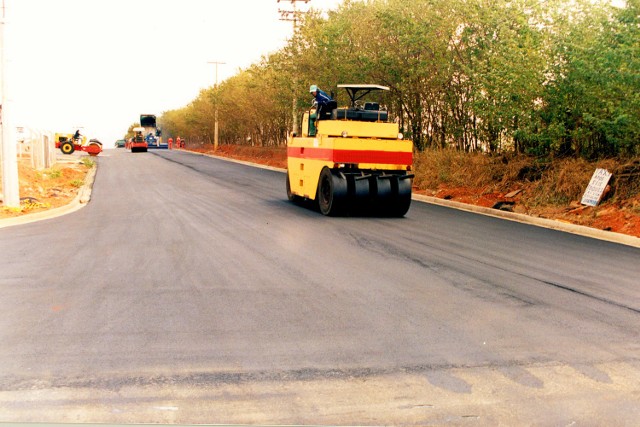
[{"x1": 3, "y1": 0, "x2": 342, "y2": 144}]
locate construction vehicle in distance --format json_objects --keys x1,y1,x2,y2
[
  {"x1": 55, "y1": 132, "x2": 102, "y2": 156},
  {"x1": 140, "y1": 114, "x2": 166, "y2": 149},
  {"x1": 128, "y1": 126, "x2": 148, "y2": 152},
  {"x1": 286, "y1": 84, "x2": 413, "y2": 216}
]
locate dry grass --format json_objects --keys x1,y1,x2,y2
[
  {"x1": 0, "y1": 158, "x2": 93, "y2": 218},
  {"x1": 413, "y1": 149, "x2": 639, "y2": 208}
]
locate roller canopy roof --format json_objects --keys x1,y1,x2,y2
[
  {"x1": 337, "y1": 84, "x2": 390, "y2": 91},
  {"x1": 337, "y1": 84, "x2": 390, "y2": 108}
]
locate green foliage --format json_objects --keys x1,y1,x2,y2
[
  {"x1": 80, "y1": 157, "x2": 95, "y2": 168},
  {"x1": 125, "y1": 123, "x2": 141, "y2": 140},
  {"x1": 20, "y1": 199, "x2": 50, "y2": 212},
  {"x1": 160, "y1": 0, "x2": 639, "y2": 159},
  {"x1": 47, "y1": 169, "x2": 63, "y2": 179},
  {"x1": 538, "y1": 0, "x2": 639, "y2": 158}
]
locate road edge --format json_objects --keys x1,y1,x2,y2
[
  {"x1": 190, "y1": 151, "x2": 640, "y2": 249},
  {"x1": 411, "y1": 193, "x2": 640, "y2": 248}
]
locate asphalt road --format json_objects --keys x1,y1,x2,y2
[{"x1": 1, "y1": 148, "x2": 639, "y2": 425}]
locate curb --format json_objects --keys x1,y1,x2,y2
[
  {"x1": 187, "y1": 149, "x2": 286, "y2": 173},
  {"x1": 411, "y1": 194, "x2": 640, "y2": 249},
  {"x1": 0, "y1": 164, "x2": 97, "y2": 229}
]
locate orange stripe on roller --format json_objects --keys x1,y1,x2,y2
[{"x1": 288, "y1": 147, "x2": 412, "y2": 166}]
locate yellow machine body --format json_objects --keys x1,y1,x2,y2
[
  {"x1": 287, "y1": 116, "x2": 412, "y2": 199},
  {"x1": 286, "y1": 84, "x2": 414, "y2": 217}
]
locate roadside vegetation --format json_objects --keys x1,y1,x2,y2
[
  {"x1": 3, "y1": 0, "x2": 638, "y2": 236},
  {"x1": 187, "y1": 144, "x2": 640, "y2": 237},
  {"x1": 0, "y1": 158, "x2": 93, "y2": 218},
  {"x1": 161, "y1": 0, "x2": 638, "y2": 160},
  {"x1": 161, "y1": 0, "x2": 639, "y2": 234}
]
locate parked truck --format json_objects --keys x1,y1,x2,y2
[{"x1": 140, "y1": 114, "x2": 166, "y2": 149}]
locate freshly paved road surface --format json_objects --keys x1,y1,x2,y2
[{"x1": 1, "y1": 149, "x2": 639, "y2": 425}]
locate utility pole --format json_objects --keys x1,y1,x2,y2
[
  {"x1": 1, "y1": 0, "x2": 19, "y2": 208},
  {"x1": 207, "y1": 60, "x2": 225, "y2": 151},
  {"x1": 277, "y1": 0, "x2": 309, "y2": 30},
  {"x1": 277, "y1": 0, "x2": 310, "y2": 136}
]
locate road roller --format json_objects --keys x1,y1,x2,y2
[
  {"x1": 286, "y1": 84, "x2": 414, "y2": 216},
  {"x1": 55, "y1": 133, "x2": 102, "y2": 156}
]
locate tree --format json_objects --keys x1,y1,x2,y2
[
  {"x1": 540, "y1": 0, "x2": 639, "y2": 158},
  {"x1": 158, "y1": 0, "x2": 639, "y2": 159}
]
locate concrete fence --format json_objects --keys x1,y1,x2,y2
[{"x1": 17, "y1": 127, "x2": 56, "y2": 170}]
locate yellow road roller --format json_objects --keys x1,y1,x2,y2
[{"x1": 286, "y1": 84, "x2": 413, "y2": 216}]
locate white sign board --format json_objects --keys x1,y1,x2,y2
[{"x1": 581, "y1": 168, "x2": 612, "y2": 206}]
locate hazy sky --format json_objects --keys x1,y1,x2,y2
[{"x1": 3, "y1": 0, "x2": 342, "y2": 144}]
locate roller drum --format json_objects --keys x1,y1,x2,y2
[
  {"x1": 318, "y1": 168, "x2": 348, "y2": 216},
  {"x1": 346, "y1": 175, "x2": 372, "y2": 214},
  {"x1": 386, "y1": 175, "x2": 412, "y2": 217},
  {"x1": 370, "y1": 174, "x2": 412, "y2": 217}
]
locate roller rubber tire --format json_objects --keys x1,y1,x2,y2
[
  {"x1": 386, "y1": 176, "x2": 412, "y2": 217},
  {"x1": 60, "y1": 142, "x2": 75, "y2": 155},
  {"x1": 317, "y1": 167, "x2": 347, "y2": 216},
  {"x1": 348, "y1": 177, "x2": 372, "y2": 214}
]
